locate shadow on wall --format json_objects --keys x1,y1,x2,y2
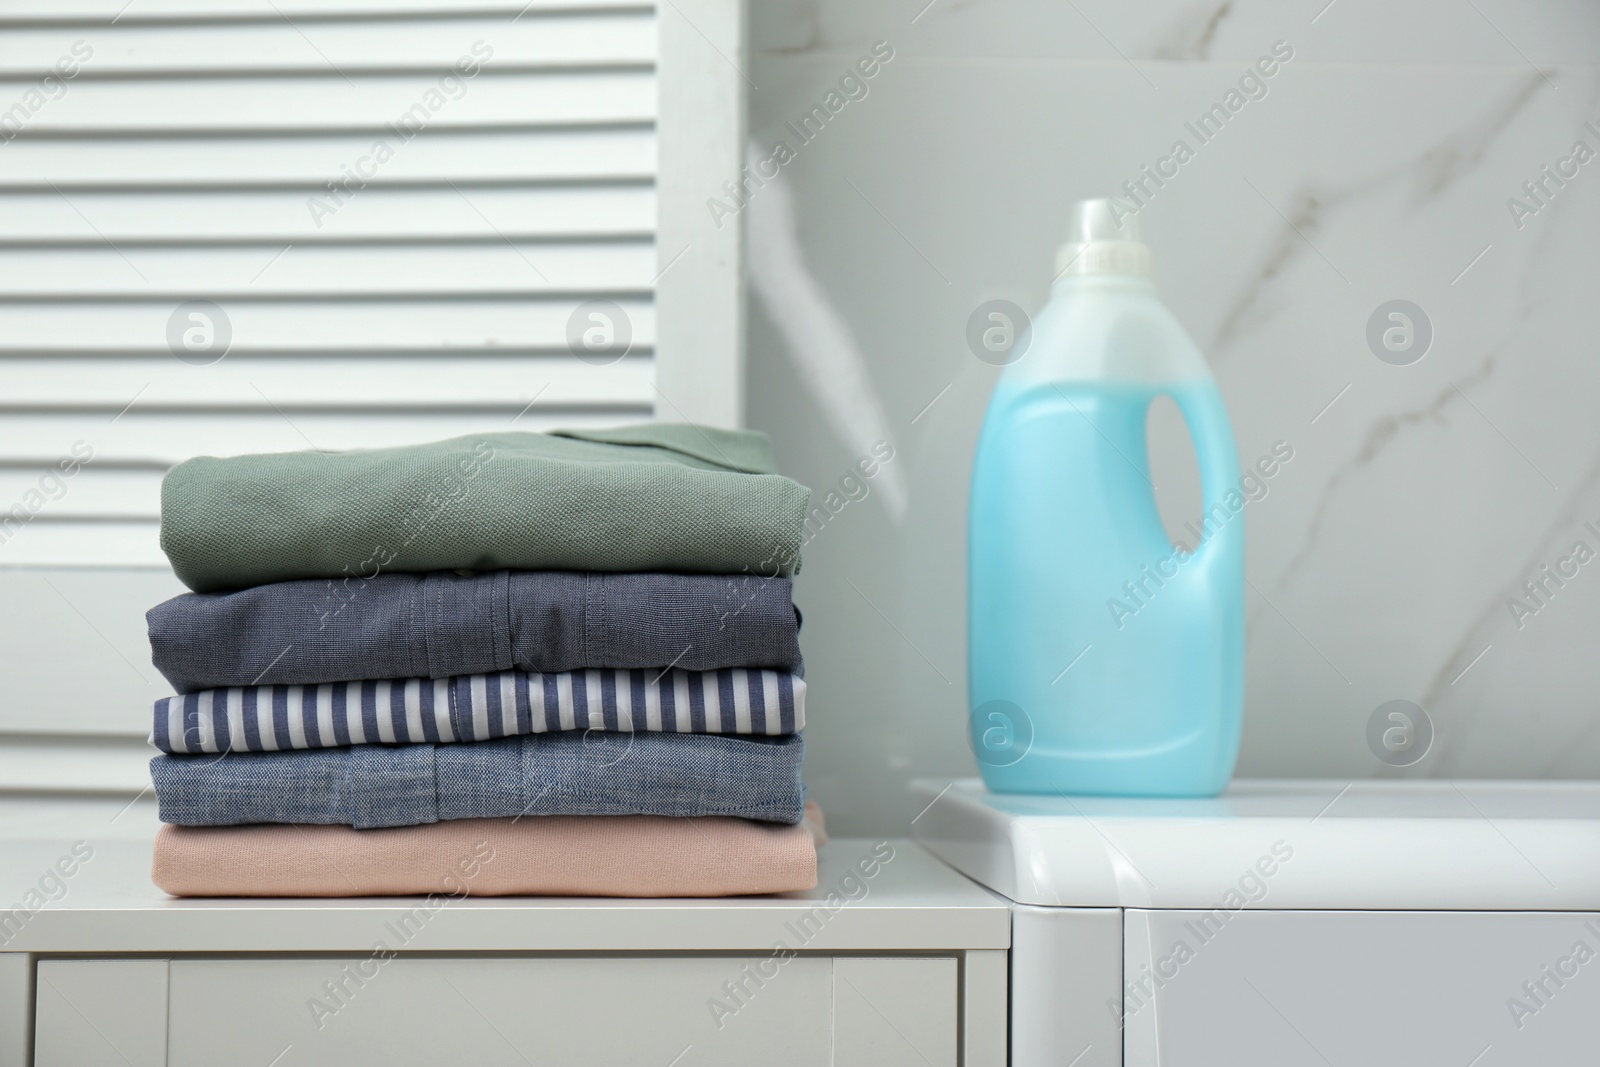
[
  {"x1": 744, "y1": 142, "x2": 908, "y2": 523},
  {"x1": 746, "y1": 150, "x2": 987, "y2": 837}
]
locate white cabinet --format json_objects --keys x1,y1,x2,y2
[{"x1": 5, "y1": 820, "x2": 1007, "y2": 1067}]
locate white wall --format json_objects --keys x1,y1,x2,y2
[{"x1": 745, "y1": 0, "x2": 1600, "y2": 835}]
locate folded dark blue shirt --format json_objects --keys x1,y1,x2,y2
[
  {"x1": 148, "y1": 570, "x2": 802, "y2": 693},
  {"x1": 150, "y1": 730, "x2": 806, "y2": 829}
]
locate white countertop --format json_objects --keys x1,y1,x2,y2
[
  {"x1": 911, "y1": 778, "x2": 1600, "y2": 910},
  {"x1": 0, "y1": 796, "x2": 1009, "y2": 954}
]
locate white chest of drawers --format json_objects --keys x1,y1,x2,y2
[{"x1": 0, "y1": 798, "x2": 1009, "y2": 1066}]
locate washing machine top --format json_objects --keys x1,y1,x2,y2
[{"x1": 910, "y1": 778, "x2": 1600, "y2": 910}]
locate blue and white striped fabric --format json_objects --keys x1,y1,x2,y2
[{"x1": 151, "y1": 667, "x2": 805, "y2": 755}]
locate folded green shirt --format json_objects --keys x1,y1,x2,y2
[{"x1": 160, "y1": 424, "x2": 811, "y2": 592}]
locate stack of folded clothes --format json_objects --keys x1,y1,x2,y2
[{"x1": 143, "y1": 425, "x2": 820, "y2": 898}]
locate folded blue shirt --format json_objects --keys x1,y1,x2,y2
[
  {"x1": 150, "y1": 731, "x2": 806, "y2": 829},
  {"x1": 147, "y1": 569, "x2": 803, "y2": 693}
]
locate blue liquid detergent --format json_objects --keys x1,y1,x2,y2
[{"x1": 967, "y1": 200, "x2": 1244, "y2": 797}]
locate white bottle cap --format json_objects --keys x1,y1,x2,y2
[{"x1": 1055, "y1": 197, "x2": 1152, "y2": 279}]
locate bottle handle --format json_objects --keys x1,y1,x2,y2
[{"x1": 1165, "y1": 384, "x2": 1243, "y2": 563}]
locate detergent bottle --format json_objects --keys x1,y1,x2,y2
[{"x1": 968, "y1": 198, "x2": 1244, "y2": 796}]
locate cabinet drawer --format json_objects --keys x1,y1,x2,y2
[
  {"x1": 35, "y1": 960, "x2": 167, "y2": 1067},
  {"x1": 37, "y1": 955, "x2": 957, "y2": 1067}
]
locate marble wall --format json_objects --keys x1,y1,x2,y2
[{"x1": 743, "y1": 0, "x2": 1600, "y2": 834}]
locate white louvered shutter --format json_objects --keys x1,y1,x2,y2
[{"x1": 0, "y1": 0, "x2": 744, "y2": 791}]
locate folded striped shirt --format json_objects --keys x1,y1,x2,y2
[{"x1": 150, "y1": 667, "x2": 805, "y2": 755}]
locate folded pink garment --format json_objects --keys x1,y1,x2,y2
[{"x1": 152, "y1": 803, "x2": 825, "y2": 898}]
